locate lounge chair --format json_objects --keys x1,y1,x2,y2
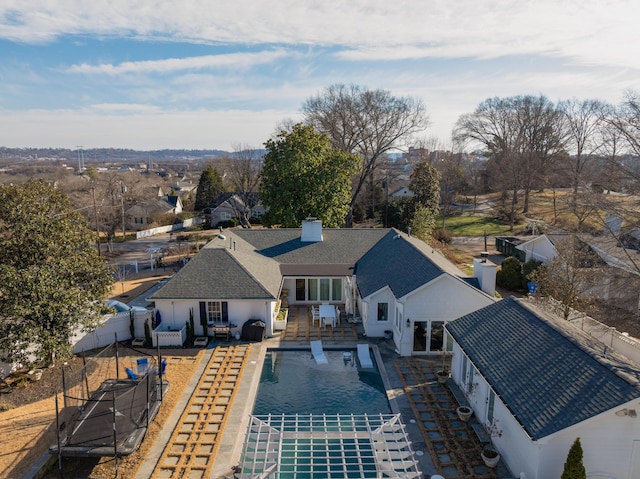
[
  {"x1": 357, "y1": 343, "x2": 374, "y2": 368},
  {"x1": 125, "y1": 367, "x2": 139, "y2": 380},
  {"x1": 310, "y1": 340, "x2": 328, "y2": 364}
]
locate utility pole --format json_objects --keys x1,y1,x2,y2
[
  {"x1": 76, "y1": 145, "x2": 84, "y2": 173},
  {"x1": 120, "y1": 182, "x2": 127, "y2": 242},
  {"x1": 92, "y1": 186, "x2": 101, "y2": 257}
]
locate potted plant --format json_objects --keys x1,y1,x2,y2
[
  {"x1": 274, "y1": 307, "x2": 288, "y2": 331},
  {"x1": 435, "y1": 370, "x2": 449, "y2": 384},
  {"x1": 456, "y1": 405, "x2": 473, "y2": 422},
  {"x1": 436, "y1": 351, "x2": 449, "y2": 383},
  {"x1": 481, "y1": 447, "x2": 500, "y2": 468}
]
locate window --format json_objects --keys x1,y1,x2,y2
[
  {"x1": 377, "y1": 303, "x2": 388, "y2": 322},
  {"x1": 295, "y1": 278, "x2": 343, "y2": 302},
  {"x1": 207, "y1": 301, "x2": 222, "y2": 323},
  {"x1": 331, "y1": 279, "x2": 342, "y2": 301},
  {"x1": 295, "y1": 279, "x2": 306, "y2": 301},
  {"x1": 319, "y1": 279, "x2": 330, "y2": 301},
  {"x1": 308, "y1": 279, "x2": 318, "y2": 301},
  {"x1": 487, "y1": 390, "x2": 496, "y2": 425},
  {"x1": 430, "y1": 321, "x2": 444, "y2": 351},
  {"x1": 206, "y1": 301, "x2": 228, "y2": 324}
]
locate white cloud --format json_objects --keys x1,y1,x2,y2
[
  {"x1": 68, "y1": 50, "x2": 290, "y2": 75},
  {"x1": 2, "y1": 1, "x2": 637, "y2": 68}
]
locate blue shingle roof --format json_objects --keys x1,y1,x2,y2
[{"x1": 446, "y1": 297, "x2": 640, "y2": 440}]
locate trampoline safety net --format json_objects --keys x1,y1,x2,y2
[{"x1": 50, "y1": 341, "x2": 168, "y2": 457}]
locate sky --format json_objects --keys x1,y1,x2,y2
[{"x1": 0, "y1": 1, "x2": 638, "y2": 152}]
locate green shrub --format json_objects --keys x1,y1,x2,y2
[
  {"x1": 561, "y1": 438, "x2": 586, "y2": 479},
  {"x1": 496, "y1": 256, "x2": 524, "y2": 291},
  {"x1": 432, "y1": 227, "x2": 453, "y2": 244},
  {"x1": 216, "y1": 218, "x2": 237, "y2": 228}
]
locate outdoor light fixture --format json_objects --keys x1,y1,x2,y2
[{"x1": 406, "y1": 318, "x2": 411, "y2": 328}]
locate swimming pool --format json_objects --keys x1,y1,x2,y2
[
  {"x1": 252, "y1": 348, "x2": 391, "y2": 415},
  {"x1": 239, "y1": 348, "x2": 421, "y2": 478}
]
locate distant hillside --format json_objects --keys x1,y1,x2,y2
[{"x1": 0, "y1": 147, "x2": 232, "y2": 165}]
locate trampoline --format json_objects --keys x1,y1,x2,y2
[{"x1": 49, "y1": 341, "x2": 169, "y2": 459}]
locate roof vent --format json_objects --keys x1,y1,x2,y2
[{"x1": 301, "y1": 218, "x2": 323, "y2": 242}]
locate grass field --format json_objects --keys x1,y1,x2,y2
[
  {"x1": 441, "y1": 189, "x2": 640, "y2": 237},
  {"x1": 438, "y1": 214, "x2": 512, "y2": 236}
]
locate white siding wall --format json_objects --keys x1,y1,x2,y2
[
  {"x1": 154, "y1": 298, "x2": 274, "y2": 338},
  {"x1": 520, "y1": 238, "x2": 557, "y2": 264},
  {"x1": 450, "y1": 342, "x2": 640, "y2": 479},
  {"x1": 399, "y1": 276, "x2": 494, "y2": 356},
  {"x1": 539, "y1": 409, "x2": 640, "y2": 479},
  {"x1": 361, "y1": 287, "x2": 395, "y2": 338}
]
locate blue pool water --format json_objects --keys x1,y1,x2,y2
[{"x1": 253, "y1": 349, "x2": 391, "y2": 415}]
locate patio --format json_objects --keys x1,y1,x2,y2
[{"x1": 277, "y1": 305, "x2": 359, "y2": 342}]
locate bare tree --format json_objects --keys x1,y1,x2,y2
[
  {"x1": 529, "y1": 236, "x2": 600, "y2": 320},
  {"x1": 612, "y1": 90, "x2": 640, "y2": 157},
  {"x1": 217, "y1": 144, "x2": 263, "y2": 227},
  {"x1": 303, "y1": 84, "x2": 429, "y2": 226},
  {"x1": 558, "y1": 98, "x2": 607, "y2": 205},
  {"x1": 454, "y1": 95, "x2": 564, "y2": 228}
]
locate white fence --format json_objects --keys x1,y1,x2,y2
[
  {"x1": 72, "y1": 310, "x2": 155, "y2": 354},
  {"x1": 135, "y1": 217, "x2": 203, "y2": 239},
  {"x1": 568, "y1": 314, "x2": 640, "y2": 365}
]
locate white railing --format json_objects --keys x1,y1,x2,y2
[
  {"x1": 527, "y1": 296, "x2": 640, "y2": 364},
  {"x1": 152, "y1": 325, "x2": 186, "y2": 347}
]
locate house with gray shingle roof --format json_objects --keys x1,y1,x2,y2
[
  {"x1": 446, "y1": 296, "x2": 640, "y2": 479},
  {"x1": 149, "y1": 219, "x2": 496, "y2": 355}
]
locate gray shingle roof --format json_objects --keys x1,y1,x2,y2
[
  {"x1": 355, "y1": 231, "x2": 446, "y2": 298},
  {"x1": 151, "y1": 227, "x2": 481, "y2": 303},
  {"x1": 446, "y1": 297, "x2": 640, "y2": 440},
  {"x1": 149, "y1": 244, "x2": 280, "y2": 300},
  {"x1": 233, "y1": 228, "x2": 388, "y2": 264}
]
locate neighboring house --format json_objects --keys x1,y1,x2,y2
[
  {"x1": 171, "y1": 180, "x2": 197, "y2": 195},
  {"x1": 446, "y1": 297, "x2": 640, "y2": 479},
  {"x1": 514, "y1": 233, "x2": 640, "y2": 314},
  {"x1": 125, "y1": 195, "x2": 183, "y2": 231},
  {"x1": 209, "y1": 192, "x2": 264, "y2": 227},
  {"x1": 515, "y1": 234, "x2": 559, "y2": 264},
  {"x1": 149, "y1": 219, "x2": 496, "y2": 355},
  {"x1": 390, "y1": 186, "x2": 414, "y2": 199}
]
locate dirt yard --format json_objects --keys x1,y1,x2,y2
[{"x1": 0, "y1": 272, "x2": 201, "y2": 479}]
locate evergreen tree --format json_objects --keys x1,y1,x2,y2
[
  {"x1": 195, "y1": 165, "x2": 225, "y2": 211},
  {"x1": 0, "y1": 180, "x2": 114, "y2": 365},
  {"x1": 260, "y1": 123, "x2": 358, "y2": 227},
  {"x1": 410, "y1": 160, "x2": 441, "y2": 214},
  {"x1": 561, "y1": 438, "x2": 586, "y2": 479}
]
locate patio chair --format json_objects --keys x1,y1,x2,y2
[
  {"x1": 125, "y1": 367, "x2": 139, "y2": 380},
  {"x1": 136, "y1": 357, "x2": 149, "y2": 375},
  {"x1": 357, "y1": 343, "x2": 374, "y2": 369},
  {"x1": 310, "y1": 340, "x2": 328, "y2": 364},
  {"x1": 311, "y1": 306, "x2": 320, "y2": 326}
]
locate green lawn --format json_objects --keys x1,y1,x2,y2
[{"x1": 438, "y1": 214, "x2": 512, "y2": 236}]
